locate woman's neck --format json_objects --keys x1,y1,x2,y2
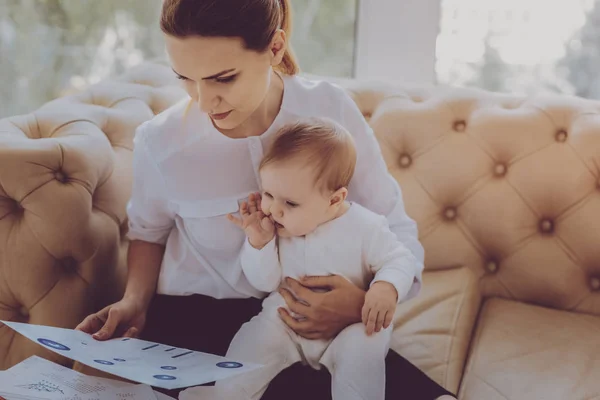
[{"x1": 222, "y1": 70, "x2": 285, "y2": 139}]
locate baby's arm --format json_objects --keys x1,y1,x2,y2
[
  {"x1": 362, "y1": 216, "x2": 420, "y2": 334},
  {"x1": 227, "y1": 192, "x2": 281, "y2": 293},
  {"x1": 240, "y1": 237, "x2": 282, "y2": 293}
]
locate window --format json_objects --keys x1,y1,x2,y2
[
  {"x1": 291, "y1": 0, "x2": 358, "y2": 79},
  {"x1": 436, "y1": 0, "x2": 600, "y2": 98},
  {"x1": 0, "y1": 0, "x2": 358, "y2": 118},
  {"x1": 0, "y1": 1, "x2": 165, "y2": 119}
]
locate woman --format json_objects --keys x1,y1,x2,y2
[{"x1": 76, "y1": 1, "x2": 456, "y2": 399}]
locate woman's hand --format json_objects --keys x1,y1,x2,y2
[
  {"x1": 227, "y1": 192, "x2": 275, "y2": 249},
  {"x1": 277, "y1": 275, "x2": 365, "y2": 340},
  {"x1": 75, "y1": 296, "x2": 148, "y2": 340}
]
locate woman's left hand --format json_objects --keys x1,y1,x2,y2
[{"x1": 277, "y1": 275, "x2": 365, "y2": 340}]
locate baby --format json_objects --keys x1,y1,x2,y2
[{"x1": 185, "y1": 118, "x2": 421, "y2": 400}]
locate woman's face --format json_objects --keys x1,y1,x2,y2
[{"x1": 165, "y1": 34, "x2": 284, "y2": 131}]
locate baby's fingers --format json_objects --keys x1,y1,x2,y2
[
  {"x1": 238, "y1": 201, "x2": 250, "y2": 217},
  {"x1": 255, "y1": 192, "x2": 263, "y2": 211},
  {"x1": 260, "y1": 215, "x2": 274, "y2": 232},
  {"x1": 227, "y1": 213, "x2": 243, "y2": 228},
  {"x1": 375, "y1": 309, "x2": 386, "y2": 333},
  {"x1": 248, "y1": 193, "x2": 258, "y2": 214},
  {"x1": 383, "y1": 309, "x2": 394, "y2": 329},
  {"x1": 361, "y1": 303, "x2": 370, "y2": 326},
  {"x1": 365, "y1": 308, "x2": 377, "y2": 336}
]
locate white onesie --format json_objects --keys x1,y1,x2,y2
[{"x1": 188, "y1": 203, "x2": 420, "y2": 400}]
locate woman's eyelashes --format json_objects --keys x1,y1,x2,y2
[
  {"x1": 174, "y1": 74, "x2": 237, "y2": 84},
  {"x1": 215, "y1": 74, "x2": 237, "y2": 84}
]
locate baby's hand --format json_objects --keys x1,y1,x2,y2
[
  {"x1": 362, "y1": 282, "x2": 398, "y2": 336},
  {"x1": 227, "y1": 192, "x2": 275, "y2": 249}
]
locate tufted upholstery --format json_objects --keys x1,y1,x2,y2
[
  {"x1": 2, "y1": 62, "x2": 600, "y2": 399},
  {"x1": 0, "y1": 62, "x2": 187, "y2": 369},
  {"x1": 345, "y1": 82, "x2": 600, "y2": 314},
  {"x1": 344, "y1": 81, "x2": 600, "y2": 398}
]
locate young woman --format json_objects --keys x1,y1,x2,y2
[{"x1": 77, "y1": 1, "x2": 456, "y2": 399}]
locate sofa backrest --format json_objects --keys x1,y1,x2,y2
[{"x1": 345, "y1": 81, "x2": 600, "y2": 315}]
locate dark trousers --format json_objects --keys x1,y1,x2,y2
[{"x1": 143, "y1": 294, "x2": 454, "y2": 399}]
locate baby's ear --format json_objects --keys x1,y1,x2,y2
[{"x1": 330, "y1": 187, "x2": 348, "y2": 206}]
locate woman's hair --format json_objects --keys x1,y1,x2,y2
[
  {"x1": 260, "y1": 118, "x2": 357, "y2": 193},
  {"x1": 160, "y1": 0, "x2": 299, "y2": 75}
]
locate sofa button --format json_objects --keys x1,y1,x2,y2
[
  {"x1": 18, "y1": 306, "x2": 29, "y2": 319},
  {"x1": 444, "y1": 207, "x2": 457, "y2": 220},
  {"x1": 555, "y1": 129, "x2": 568, "y2": 142},
  {"x1": 8, "y1": 198, "x2": 23, "y2": 213},
  {"x1": 494, "y1": 163, "x2": 507, "y2": 177},
  {"x1": 591, "y1": 277, "x2": 600, "y2": 291},
  {"x1": 539, "y1": 219, "x2": 554, "y2": 234},
  {"x1": 486, "y1": 261, "x2": 498, "y2": 273},
  {"x1": 453, "y1": 120, "x2": 467, "y2": 132},
  {"x1": 55, "y1": 171, "x2": 68, "y2": 183},
  {"x1": 399, "y1": 154, "x2": 412, "y2": 168}
]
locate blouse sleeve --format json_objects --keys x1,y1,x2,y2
[
  {"x1": 338, "y1": 88, "x2": 424, "y2": 293},
  {"x1": 126, "y1": 124, "x2": 176, "y2": 245}
]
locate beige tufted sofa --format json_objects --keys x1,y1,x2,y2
[{"x1": 2, "y1": 62, "x2": 600, "y2": 400}]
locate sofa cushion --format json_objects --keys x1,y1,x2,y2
[
  {"x1": 391, "y1": 266, "x2": 480, "y2": 393},
  {"x1": 460, "y1": 298, "x2": 600, "y2": 400}
]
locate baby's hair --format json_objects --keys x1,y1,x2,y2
[{"x1": 260, "y1": 118, "x2": 357, "y2": 192}]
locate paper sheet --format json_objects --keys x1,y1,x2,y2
[
  {"x1": 1, "y1": 321, "x2": 260, "y2": 390},
  {"x1": 95, "y1": 377, "x2": 175, "y2": 400},
  {"x1": 0, "y1": 356, "x2": 156, "y2": 400}
]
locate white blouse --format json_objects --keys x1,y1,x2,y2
[{"x1": 126, "y1": 74, "x2": 425, "y2": 299}]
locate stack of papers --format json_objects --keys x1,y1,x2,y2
[
  {"x1": 0, "y1": 355, "x2": 174, "y2": 400},
  {"x1": 1, "y1": 320, "x2": 260, "y2": 390}
]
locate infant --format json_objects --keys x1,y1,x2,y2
[{"x1": 184, "y1": 118, "x2": 421, "y2": 400}]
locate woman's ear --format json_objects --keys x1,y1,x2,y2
[
  {"x1": 330, "y1": 187, "x2": 348, "y2": 207},
  {"x1": 270, "y1": 29, "x2": 287, "y2": 66}
]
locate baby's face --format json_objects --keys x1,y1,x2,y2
[{"x1": 259, "y1": 160, "x2": 334, "y2": 238}]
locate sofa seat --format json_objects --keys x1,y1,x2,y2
[
  {"x1": 392, "y1": 266, "x2": 481, "y2": 394},
  {"x1": 460, "y1": 298, "x2": 600, "y2": 399}
]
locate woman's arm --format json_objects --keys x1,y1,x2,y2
[
  {"x1": 124, "y1": 123, "x2": 177, "y2": 301},
  {"x1": 340, "y1": 90, "x2": 425, "y2": 265},
  {"x1": 77, "y1": 124, "x2": 176, "y2": 338},
  {"x1": 76, "y1": 240, "x2": 163, "y2": 339},
  {"x1": 124, "y1": 240, "x2": 165, "y2": 308}
]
